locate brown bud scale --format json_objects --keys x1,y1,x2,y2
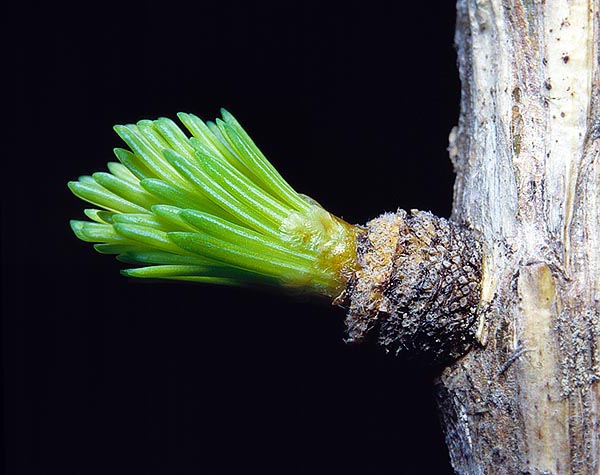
[{"x1": 342, "y1": 209, "x2": 482, "y2": 364}]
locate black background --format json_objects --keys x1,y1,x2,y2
[{"x1": 5, "y1": 1, "x2": 461, "y2": 474}]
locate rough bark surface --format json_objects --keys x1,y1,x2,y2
[{"x1": 437, "y1": 1, "x2": 600, "y2": 474}]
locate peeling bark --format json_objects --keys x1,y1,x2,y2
[{"x1": 436, "y1": 1, "x2": 600, "y2": 473}]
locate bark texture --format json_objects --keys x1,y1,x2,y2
[{"x1": 437, "y1": 1, "x2": 600, "y2": 474}]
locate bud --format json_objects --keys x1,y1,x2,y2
[{"x1": 342, "y1": 210, "x2": 482, "y2": 364}]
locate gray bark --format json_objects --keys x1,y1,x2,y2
[{"x1": 436, "y1": 1, "x2": 600, "y2": 473}]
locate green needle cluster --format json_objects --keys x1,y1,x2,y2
[{"x1": 69, "y1": 110, "x2": 358, "y2": 296}]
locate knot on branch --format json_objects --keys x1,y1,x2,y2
[{"x1": 342, "y1": 209, "x2": 483, "y2": 365}]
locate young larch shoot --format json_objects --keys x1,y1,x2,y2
[{"x1": 69, "y1": 110, "x2": 360, "y2": 298}]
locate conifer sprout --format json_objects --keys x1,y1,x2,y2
[{"x1": 69, "y1": 109, "x2": 483, "y2": 363}]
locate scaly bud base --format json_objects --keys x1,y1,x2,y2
[{"x1": 343, "y1": 210, "x2": 483, "y2": 364}]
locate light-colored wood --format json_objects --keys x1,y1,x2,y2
[{"x1": 438, "y1": 1, "x2": 600, "y2": 473}]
